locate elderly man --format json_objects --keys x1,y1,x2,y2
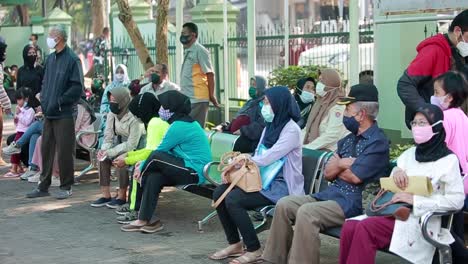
[
  {"x1": 27, "y1": 25, "x2": 84, "y2": 199},
  {"x1": 262, "y1": 84, "x2": 390, "y2": 264},
  {"x1": 139, "y1": 63, "x2": 179, "y2": 98}
]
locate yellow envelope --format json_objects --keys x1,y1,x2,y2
[{"x1": 380, "y1": 176, "x2": 433, "y2": 197}]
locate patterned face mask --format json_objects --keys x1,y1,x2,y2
[{"x1": 158, "y1": 106, "x2": 174, "y2": 121}]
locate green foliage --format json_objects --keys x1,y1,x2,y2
[
  {"x1": 268, "y1": 65, "x2": 322, "y2": 89},
  {"x1": 389, "y1": 143, "x2": 413, "y2": 160}
]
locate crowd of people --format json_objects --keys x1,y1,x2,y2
[{"x1": 0, "y1": 10, "x2": 468, "y2": 264}]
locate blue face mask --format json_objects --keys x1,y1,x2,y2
[
  {"x1": 343, "y1": 115, "x2": 360, "y2": 135},
  {"x1": 261, "y1": 104, "x2": 275, "y2": 123}
]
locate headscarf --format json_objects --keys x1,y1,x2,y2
[
  {"x1": 158, "y1": 90, "x2": 194, "y2": 124},
  {"x1": 237, "y1": 75, "x2": 267, "y2": 117},
  {"x1": 128, "y1": 93, "x2": 161, "y2": 127},
  {"x1": 295, "y1": 76, "x2": 316, "y2": 110},
  {"x1": 303, "y1": 68, "x2": 343, "y2": 144},
  {"x1": 262, "y1": 86, "x2": 301, "y2": 148},
  {"x1": 22, "y1": 44, "x2": 37, "y2": 68},
  {"x1": 412, "y1": 103, "x2": 452, "y2": 162},
  {"x1": 112, "y1": 64, "x2": 129, "y2": 85},
  {"x1": 108, "y1": 86, "x2": 131, "y2": 120}
]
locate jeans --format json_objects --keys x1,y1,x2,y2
[
  {"x1": 16, "y1": 120, "x2": 43, "y2": 169},
  {"x1": 213, "y1": 184, "x2": 273, "y2": 252}
]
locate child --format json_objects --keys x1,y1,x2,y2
[{"x1": 4, "y1": 87, "x2": 35, "y2": 178}]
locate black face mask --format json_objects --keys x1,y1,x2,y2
[
  {"x1": 151, "y1": 73, "x2": 161, "y2": 85},
  {"x1": 26, "y1": 55, "x2": 37, "y2": 66},
  {"x1": 180, "y1": 35, "x2": 192, "y2": 45},
  {"x1": 109, "y1": 102, "x2": 121, "y2": 115}
]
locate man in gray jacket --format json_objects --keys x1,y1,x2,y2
[{"x1": 27, "y1": 25, "x2": 84, "y2": 199}]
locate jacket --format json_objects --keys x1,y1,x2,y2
[
  {"x1": 397, "y1": 34, "x2": 455, "y2": 127},
  {"x1": 17, "y1": 45, "x2": 44, "y2": 109},
  {"x1": 40, "y1": 46, "x2": 84, "y2": 119},
  {"x1": 101, "y1": 111, "x2": 144, "y2": 159}
]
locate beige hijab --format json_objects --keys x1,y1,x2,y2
[{"x1": 304, "y1": 69, "x2": 344, "y2": 144}]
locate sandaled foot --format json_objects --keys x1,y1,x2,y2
[
  {"x1": 209, "y1": 243, "x2": 244, "y2": 260},
  {"x1": 229, "y1": 250, "x2": 263, "y2": 264}
]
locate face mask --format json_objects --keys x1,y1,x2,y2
[
  {"x1": 261, "y1": 104, "x2": 275, "y2": 123},
  {"x1": 114, "y1": 73, "x2": 124, "y2": 82},
  {"x1": 411, "y1": 121, "x2": 442, "y2": 144},
  {"x1": 430, "y1": 95, "x2": 449, "y2": 110},
  {"x1": 315, "y1": 82, "x2": 327, "y2": 97},
  {"x1": 159, "y1": 107, "x2": 174, "y2": 121},
  {"x1": 457, "y1": 33, "x2": 468, "y2": 57},
  {"x1": 249, "y1": 87, "x2": 257, "y2": 99},
  {"x1": 180, "y1": 35, "x2": 192, "y2": 45},
  {"x1": 47, "y1": 37, "x2": 57, "y2": 49},
  {"x1": 299, "y1": 90, "x2": 315, "y2": 104},
  {"x1": 29, "y1": 41, "x2": 33, "y2": 45},
  {"x1": 26, "y1": 55, "x2": 37, "y2": 66},
  {"x1": 109, "y1": 102, "x2": 120, "y2": 115},
  {"x1": 151, "y1": 73, "x2": 161, "y2": 84},
  {"x1": 343, "y1": 115, "x2": 360, "y2": 135}
]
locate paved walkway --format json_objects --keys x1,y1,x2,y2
[{"x1": 0, "y1": 117, "x2": 405, "y2": 264}]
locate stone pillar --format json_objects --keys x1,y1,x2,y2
[
  {"x1": 190, "y1": 0, "x2": 240, "y2": 108},
  {"x1": 43, "y1": 7, "x2": 72, "y2": 50}
]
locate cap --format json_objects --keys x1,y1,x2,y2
[{"x1": 337, "y1": 84, "x2": 379, "y2": 105}]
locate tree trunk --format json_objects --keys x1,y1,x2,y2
[
  {"x1": 156, "y1": 0, "x2": 169, "y2": 65},
  {"x1": 91, "y1": 0, "x2": 106, "y2": 37},
  {"x1": 16, "y1": 5, "x2": 30, "y2": 26},
  {"x1": 115, "y1": 0, "x2": 154, "y2": 70}
]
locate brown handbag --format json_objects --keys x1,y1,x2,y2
[{"x1": 212, "y1": 152, "x2": 262, "y2": 208}]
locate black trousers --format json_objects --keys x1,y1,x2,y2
[
  {"x1": 213, "y1": 184, "x2": 273, "y2": 252},
  {"x1": 39, "y1": 118, "x2": 75, "y2": 191},
  {"x1": 450, "y1": 211, "x2": 468, "y2": 264},
  {"x1": 138, "y1": 151, "x2": 198, "y2": 221}
]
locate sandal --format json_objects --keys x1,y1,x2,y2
[
  {"x1": 209, "y1": 243, "x2": 244, "y2": 260},
  {"x1": 229, "y1": 249, "x2": 263, "y2": 264},
  {"x1": 4, "y1": 171, "x2": 20, "y2": 178}
]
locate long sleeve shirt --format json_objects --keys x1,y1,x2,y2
[
  {"x1": 0, "y1": 64, "x2": 12, "y2": 111},
  {"x1": 15, "y1": 106, "x2": 35, "y2": 132}
]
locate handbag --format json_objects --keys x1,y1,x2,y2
[
  {"x1": 380, "y1": 176, "x2": 433, "y2": 196},
  {"x1": 365, "y1": 189, "x2": 412, "y2": 221},
  {"x1": 257, "y1": 144, "x2": 286, "y2": 190},
  {"x1": 212, "y1": 152, "x2": 262, "y2": 208}
]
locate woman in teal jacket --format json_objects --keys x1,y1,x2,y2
[{"x1": 121, "y1": 90, "x2": 211, "y2": 233}]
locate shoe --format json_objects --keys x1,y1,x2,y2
[
  {"x1": 141, "y1": 220, "x2": 164, "y2": 234},
  {"x1": 26, "y1": 188, "x2": 50, "y2": 198},
  {"x1": 121, "y1": 222, "x2": 145, "y2": 232},
  {"x1": 106, "y1": 198, "x2": 126, "y2": 209},
  {"x1": 50, "y1": 176, "x2": 60, "y2": 187},
  {"x1": 28, "y1": 172, "x2": 41, "y2": 183},
  {"x1": 4, "y1": 171, "x2": 20, "y2": 178},
  {"x1": 3, "y1": 142, "x2": 21, "y2": 155},
  {"x1": 115, "y1": 204, "x2": 131, "y2": 215},
  {"x1": 54, "y1": 189, "x2": 72, "y2": 200},
  {"x1": 20, "y1": 169, "x2": 39, "y2": 180},
  {"x1": 117, "y1": 211, "x2": 139, "y2": 224},
  {"x1": 90, "y1": 197, "x2": 112, "y2": 207}
]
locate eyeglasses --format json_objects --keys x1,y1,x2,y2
[{"x1": 410, "y1": 120, "x2": 429, "y2": 127}]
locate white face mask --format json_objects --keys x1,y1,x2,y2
[
  {"x1": 315, "y1": 82, "x2": 327, "y2": 97},
  {"x1": 47, "y1": 37, "x2": 57, "y2": 49},
  {"x1": 115, "y1": 73, "x2": 124, "y2": 82},
  {"x1": 457, "y1": 34, "x2": 468, "y2": 57},
  {"x1": 299, "y1": 90, "x2": 315, "y2": 104}
]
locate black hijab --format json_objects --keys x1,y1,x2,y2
[
  {"x1": 262, "y1": 86, "x2": 301, "y2": 148},
  {"x1": 413, "y1": 103, "x2": 452, "y2": 162},
  {"x1": 158, "y1": 90, "x2": 194, "y2": 124},
  {"x1": 128, "y1": 93, "x2": 161, "y2": 128}
]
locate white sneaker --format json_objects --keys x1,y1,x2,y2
[
  {"x1": 50, "y1": 176, "x2": 60, "y2": 187},
  {"x1": 28, "y1": 172, "x2": 41, "y2": 183},
  {"x1": 20, "y1": 168, "x2": 39, "y2": 181},
  {"x1": 3, "y1": 141, "x2": 21, "y2": 155}
]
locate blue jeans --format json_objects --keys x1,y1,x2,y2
[{"x1": 16, "y1": 120, "x2": 43, "y2": 169}]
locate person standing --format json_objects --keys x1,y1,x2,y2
[
  {"x1": 0, "y1": 37, "x2": 12, "y2": 167},
  {"x1": 16, "y1": 44, "x2": 44, "y2": 111},
  {"x1": 26, "y1": 25, "x2": 84, "y2": 199},
  {"x1": 397, "y1": 9, "x2": 468, "y2": 127},
  {"x1": 179, "y1": 22, "x2": 219, "y2": 127},
  {"x1": 139, "y1": 63, "x2": 180, "y2": 98},
  {"x1": 29, "y1": 34, "x2": 43, "y2": 65}
]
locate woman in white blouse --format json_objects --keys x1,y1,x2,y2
[
  {"x1": 302, "y1": 68, "x2": 348, "y2": 151},
  {"x1": 339, "y1": 104, "x2": 465, "y2": 264}
]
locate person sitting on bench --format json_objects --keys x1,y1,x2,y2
[
  {"x1": 210, "y1": 86, "x2": 304, "y2": 264},
  {"x1": 339, "y1": 103, "x2": 465, "y2": 264},
  {"x1": 262, "y1": 84, "x2": 390, "y2": 264}
]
